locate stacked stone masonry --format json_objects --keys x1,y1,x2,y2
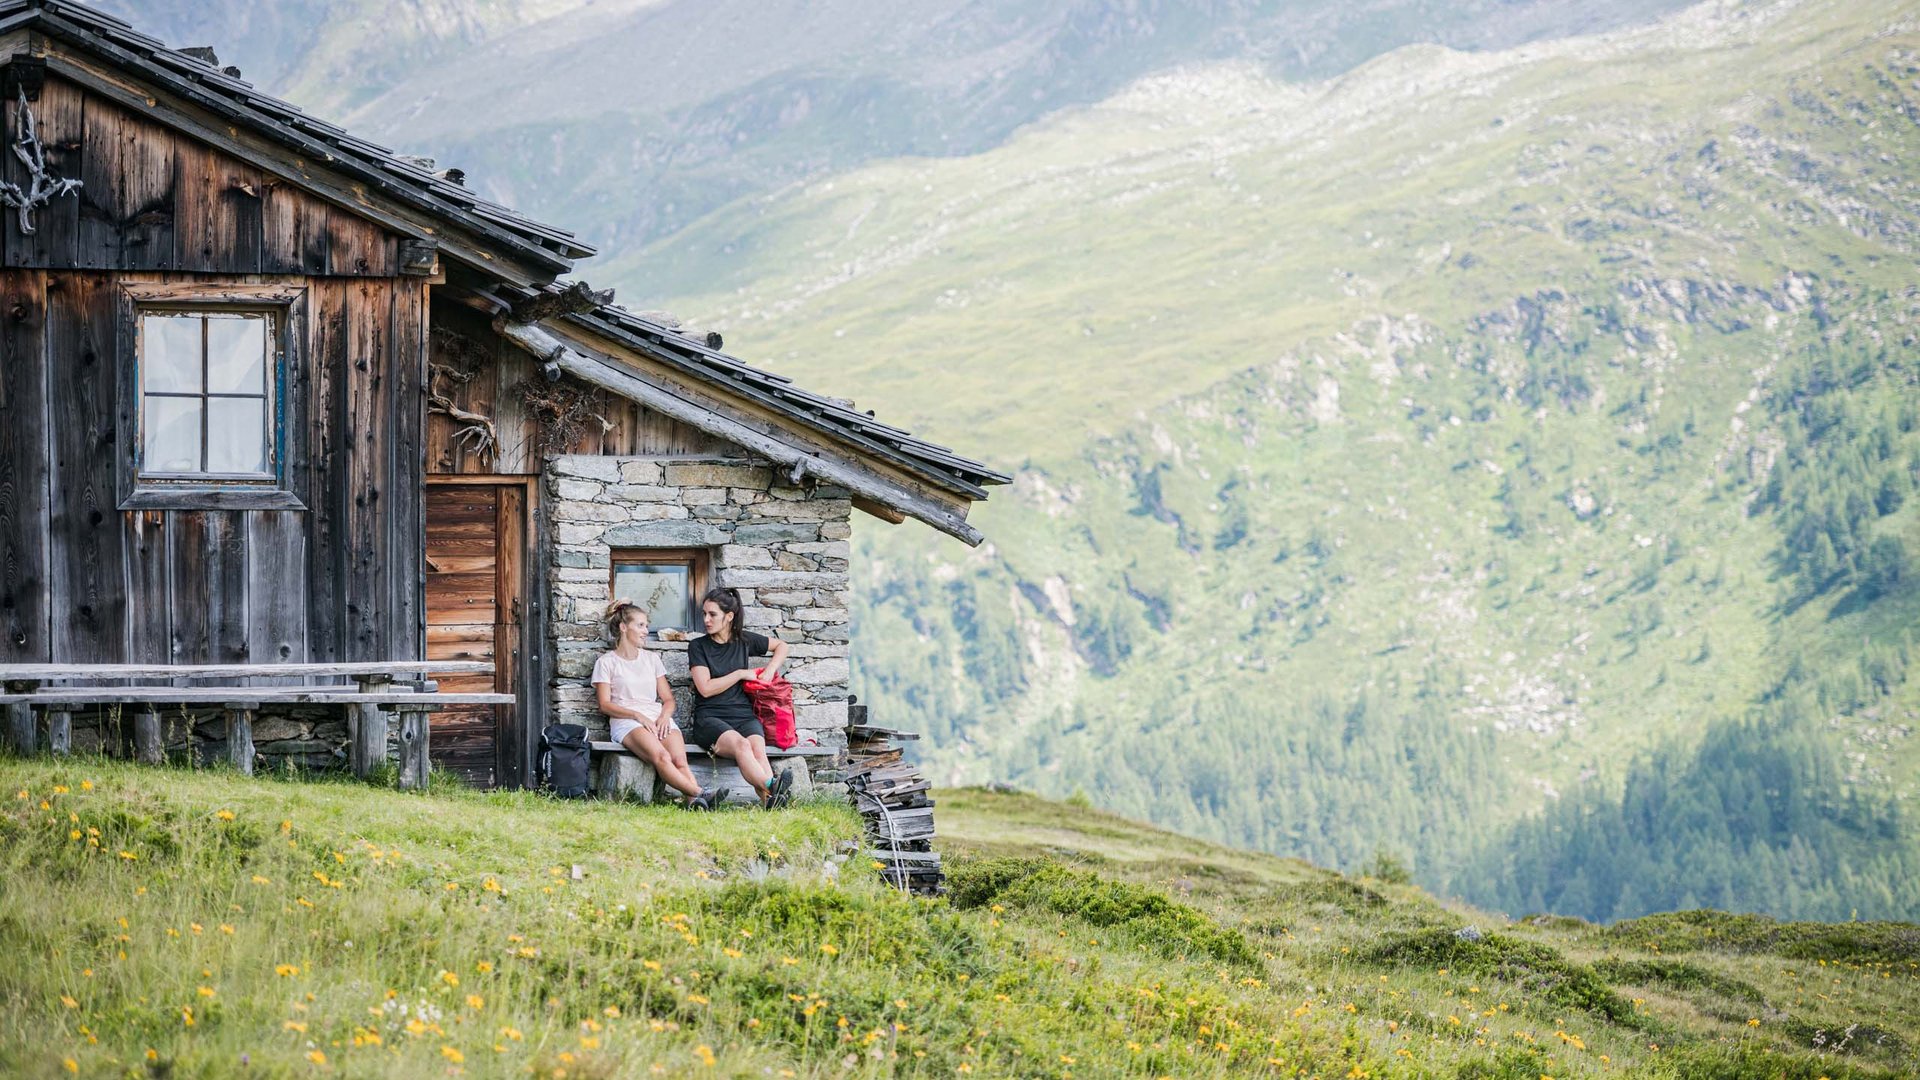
[{"x1": 547, "y1": 455, "x2": 855, "y2": 762}]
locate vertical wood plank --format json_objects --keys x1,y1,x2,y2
[
  {"x1": 342, "y1": 279, "x2": 389, "y2": 661},
  {"x1": 170, "y1": 137, "x2": 217, "y2": 272},
  {"x1": 225, "y1": 706, "x2": 254, "y2": 775},
  {"x1": 116, "y1": 119, "x2": 173, "y2": 270},
  {"x1": 46, "y1": 272, "x2": 123, "y2": 663},
  {"x1": 47, "y1": 709, "x2": 71, "y2": 755},
  {"x1": 0, "y1": 269, "x2": 49, "y2": 662},
  {"x1": 260, "y1": 179, "x2": 306, "y2": 274},
  {"x1": 246, "y1": 512, "x2": 308, "y2": 683},
  {"x1": 390, "y1": 282, "x2": 425, "y2": 661},
  {"x1": 123, "y1": 511, "x2": 168, "y2": 663},
  {"x1": 169, "y1": 512, "x2": 248, "y2": 666},
  {"x1": 495, "y1": 483, "x2": 525, "y2": 787},
  {"x1": 491, "y1": 333, "x2": 533, "y2": 473},
  {"x1": 76, "y1": 91, "x2": 123, "y2": 268},
  {"x1": 325, "y1": 209, "x2": 393, "y2": 277},
  {"x1": 304, "y1": 279, "x2": 346, "y2": 667},
  {"x1": 215, "y1": 159, "x2": 264, "y2": 274},
  {"x1": 4, "y1": 79, "x2": 87, "y2": 269}
]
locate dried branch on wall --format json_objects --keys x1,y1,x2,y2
[
  {"x1": 1, "y1": 88, "x2": 82, "y2": 235},
  {"x1": 427, "y1": 327, "x2": 499, "y2": 464},
  {"x1": 513, "y1": 374, "x2": 612, "y2": 460}
]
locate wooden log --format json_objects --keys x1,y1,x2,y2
[
  {"x1": 224, "y1": 706, "x2": 254, "y2": 775},
  {"x1": 132, "y1": 710, "x2": 162, "y2": 765},
  {"x1": 397, "y1": 708, "x2": 430, "y2": 790},
  {"x1": 47, "y1": 709, "x2": 70, "y2": 755},
  {"x1": 4, "y1": 702, "x2": 33, "y2": 755},
  {"x1": 351, "y1": 703, "x2": 387, "y2": 778}
]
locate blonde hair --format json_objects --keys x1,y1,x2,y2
[{"x1": 606, "y1": 602, "x2": 647, "y2": 641}]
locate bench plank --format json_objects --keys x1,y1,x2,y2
[
  {"x1": 0, "y1": 661, "x2": 494, "y2": 681},
  {"x1": 0, "y1": 688, "x2": 514, "y2": 706},
  {"x1": 589, "y1": 740, "x2": 839, "y2": 758}
]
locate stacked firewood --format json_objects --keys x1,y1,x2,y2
[{"x1": 844, "y1": 706, "x2": 941, "y2": 895}]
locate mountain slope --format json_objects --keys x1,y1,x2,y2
[
  {"x1": 623, "y1": 0, "x2": 1920, "y2": 921},
  {"x1": 113, "y1": 0, "x2": 1697, "y2": 253},
  {"x1": 5, "y1": 759, "x2": 1917, "y2": 1077}
]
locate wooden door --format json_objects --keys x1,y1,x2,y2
[{"x1": 425, "y1": 483, "x2": 523, "y2": 787}]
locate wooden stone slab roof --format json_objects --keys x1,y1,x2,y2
[{"x1": 4, "y1": 0, "x2": 1007, "y2": 539}]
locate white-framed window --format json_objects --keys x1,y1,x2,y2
[
  {"x1": 117, "y1": 281, "x2": 306, "y2": 512},
  {"x1": 138, "y1": 309, "x2": 277, "y2": 480}
]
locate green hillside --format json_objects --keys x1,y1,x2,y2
[
  {"x1": 4, "y1": 758, "x2": 1918, "y2": 1077},
  {"x1": 621, "y1": 0, "x2": 1920, "y2": 922}
]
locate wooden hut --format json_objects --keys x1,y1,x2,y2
[{"x1": 0, "y1": 0, "x2": 1004, "y2": 791}]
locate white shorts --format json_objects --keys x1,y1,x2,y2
[{"x1": 609, "y1": 704, "x2": 664, "y2": 745}]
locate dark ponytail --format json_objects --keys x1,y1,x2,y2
[{"x1": 701, "y1": 586, "x2": 744, "y2": 639}]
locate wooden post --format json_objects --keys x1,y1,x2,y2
[
  {"x1": 351, "y1": 704, "x2": 388, "y2": 778},
  {"x1": 224, "y1": 705, "x2": 256, "y2": 776},
  {"x1": 397, "y1": 707, "x2": 430, "y2": 790},
  {"x1": 47, "y1": 710, "x2": 71, "y2": 756},
  {"x1": 132, "y1": 710, "x2": 163, "y2": 765},
  {"x1": 4, "y1": 703, "x2": 33, "y2": 756}
]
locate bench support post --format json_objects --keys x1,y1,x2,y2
[
  {"x1": 350, "y1": 704, "x2": 388, "y2": 779},
  {"x1": 132, "y1": 710, "x2": 163, "y2": 765},
  {"x1": 4, "y1": 702, "x2": 33, "y2": 756},
  {"x1": 397, "y1": 708, "x2": 430, "y2": 791},
  {"x1": 224, "y1": 706, "x2": 255, "y2": 776},
  {"x1": 47, "y1": 710, "x2": 70, "y2": 756}
]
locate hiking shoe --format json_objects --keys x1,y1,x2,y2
[
  {"x1": 682, "y1": 794, "x2": 713, "y2": 811},
  {"x1": 771, "y1": 768, "x2": 794, "y2": 799}
]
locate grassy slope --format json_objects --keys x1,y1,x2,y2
[
  {"x1": 3, "y1": 759, "x2": 1916, "y2": 1078},
  {"x1": 616, "y1": 0, "x2": 1920, "y2": 909}
]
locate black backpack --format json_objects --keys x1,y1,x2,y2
[{"x1": 541, "y1": 723, "x2": 592, "y2": 798}]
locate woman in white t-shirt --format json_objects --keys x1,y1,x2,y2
[{"x1": 594, "y1": 601, "x2": 713, "y2": 809}]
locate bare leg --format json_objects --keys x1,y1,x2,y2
[
  {"x1": 747, "y1": 734, "x2": 777, "y2": 785},
  {"x1": 621, "y1": 726, "x2": 702, "y2": 799},
  {"x1": 712, "y1": 729, "x2": 773, "y2": 798},
  {"x1": 664, "y1": 725, "x2": 692, "y2": 774}
]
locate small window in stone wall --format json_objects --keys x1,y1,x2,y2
[{"x1": 609, "y1": 549, "x2": 710, "y2": 636}]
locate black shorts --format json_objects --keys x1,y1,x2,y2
[{"x1": 687, "y1": 713, "x2": 764, "y2": 751}]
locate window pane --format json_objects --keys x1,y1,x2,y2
[
  {"x1": 141, "y1": 315, "x2": 201, "y2": 393},
  {"x1": 205, "y1": 314, "x2": 268, "y2": 394},
  {"x1": 612, "y1": 563, "x2": 694, "y2": 632},
  {"x1": 206, "y1": 397, "x2": 267, "y2": 474},
  {"x1": 143, "y1": 396, "x2": 201, "y2": 473}
]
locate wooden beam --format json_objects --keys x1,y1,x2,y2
[
  {"x1": 397, "y1": 708, "x2": 430, "y2": 790},
  {"x1": 852, "y1": 496, "x2": 907, "y2": 525},
  {"x1": 350, "y1": 704, "x2": 387, "y2": 778},
  {"x1": 47, "y1": 709, "x2": 70, "y2": 755},
  {"x1": 4, "y1": 703, "x2": 33, "y2": 755},
  {"x1": 0, "y1": 661, "x2": 492, "y2": 681},
  {"x1": 132, "y1": 710, "x2": 161, "y2": 765},
  {"x1": 494, "y1": 321, "x2": 985, "y2": 546},
  {"x1": 224, "y1": 706, "x2": 254, "y2": 775}
]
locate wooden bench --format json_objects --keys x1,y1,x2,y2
[
  {"x1": 0, "y1": 662, "x2": 510, "y2": 788},
  {"x1": 588, "y1": 739, "x2": 841, "y2": 804}
]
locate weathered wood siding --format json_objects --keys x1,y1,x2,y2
[
  {"x1": 0, "y1": 270, "x2": 426, "y2": 669},
  {"x1": 426, "y1": 303, "x2": 728, "y2": 477},
  {"x1": 5, "y1": 75, "x2": 398, "y2": 276}
]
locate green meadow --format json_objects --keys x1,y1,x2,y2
[{"x1": 3, "y1": 758, "x2": 1915, "y2": 1077}]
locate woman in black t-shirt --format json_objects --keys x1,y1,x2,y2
[{"x1": 688, "y1": 586, "x2": 794, "y2": 808}]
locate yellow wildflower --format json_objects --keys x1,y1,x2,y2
[
  {"x1": 215, "y1": 809, "x2": 236, "y2": 821},
  {"x1": 440, "y1": 1046, "x2": 464, "y2": 1063},
  {"x1": 306, "y1": 1050, "x2": 326, "y2": 1065},
  {"x1": 694, "y1": 1045, "x2": 717, "y2": 1068},
  {"x1": 819, "y1": 943, "x2": 839, "y2": 956},
  {"x1": 466, "y1": 994, "x2": 485, "y2": 1010}
]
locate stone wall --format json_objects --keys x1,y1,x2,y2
[
  {"x1": 62, "y1": 706, "x2": 349, "y2": 770},
  {"x1": 545, "y1": 455, "x2": 854, "y2": 754}
]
